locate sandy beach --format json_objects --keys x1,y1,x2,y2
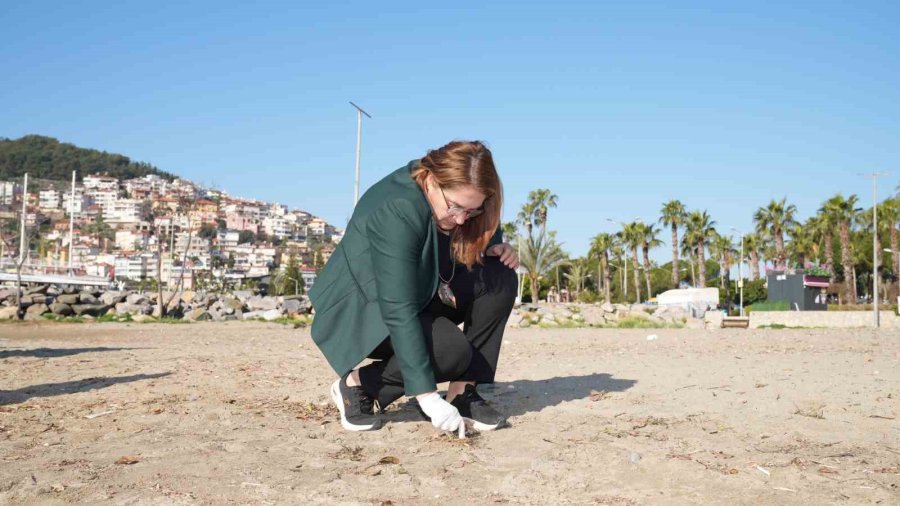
[{"x1": 1, "y1": 322, "x2": 898, "y2": 504}]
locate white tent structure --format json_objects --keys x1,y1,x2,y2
[{"x1": 656, "y1": 287, "x2": 719, "y2": 315}]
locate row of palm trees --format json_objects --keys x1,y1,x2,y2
[{"x1": 509, "y1": 189, "x2": 900, "y2": 305}]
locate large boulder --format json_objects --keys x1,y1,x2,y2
[
  {"x1": 223, "y1": 297, "x2": 244, "y2": 311},
  {"x1": 261, "y1": 309, "x2": 283, "y2": 321},
  {"x1": 247, "y1": 296, "x2": 278, "y2": 311},
  {"x1": 242, "y1": 310, "x2": 265, "y2": 320},
  {"x1": 78, "y1": 292, "x2": 98, "y2": 304},
  {"x1": 26, "y1": 303, "x2": 49, "y2": 315},
  {"x1": 232, "y1": 290, "x2": 253, "y2": 301},
  {"x1": 26, "y1": 284, "x2": 49, "y2": 295},
  {"x1": 100, "y1": 291, "x2": 127, "y2": 306},
  {"x1": 127, "y1": 293, "x2": 150, "y2": 305},
  {"x1": 0, "y1": 288, "x2": 17, "y2": 301},
  {"x1": 56, "y1": 293, "x2": 80, "y2": 305},
  {"x1": 50, "y1": 303, "x2": 74, "y2": 316},
  {"x1": 72, "y1": 304, "x2": 110, "y2": 317},
  {"x1": 185, "y1": 308, "x2": 211, "y2": 322},
  {"x1": 281, "y1": 299, "x2": 302, "y2": 315},
  {"x1": 115, "y1": 302, "x2": 151, "y2": 316},
  {"x1": 131, "y1": 314, "x2": 154, "y2": 323},
  {"x1": 0, "y1": 306, "x2": 19, "y2": 320},
  {"x1": 180, "y1": 290, "x2": 197, "y2": 304}
]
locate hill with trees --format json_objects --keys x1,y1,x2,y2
[{"x1": 0, "y1": 135, "x2": 176, "y2": 182}]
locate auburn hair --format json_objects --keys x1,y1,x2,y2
[{"x1": 411, "y1": 140, "x2": 502, "y2": 269}]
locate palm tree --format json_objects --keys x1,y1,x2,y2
[
  {"x1": 742, "y1": 232, "x2": 762, "y2": 281},
  {"x1": 528, "y1": 189, "x2": 559, "y2": 228},
  {"x1": 753, "y1": 198, "x2": 797, "y2": 270},
  {"x1": 564, "y1": 258, "x2": 589, "y2": 299},
  {"x1": 659, "y1": 200, "x2": 686, "y2": 288},
  {"x1": 589, "y1": 233, "x2": 614, "y2": 303},
  {"x1": 611, "y1": 238, "x2": 627, "y2": 302},
  {"x1": 680, "y1": 235, "x2": 697, "y2": 287},
  {"x1": 639, "y1": 223, "x2": 663, "y2": 298},
  {"x1": 621, "y1": 222, "x2": 643, "y2": 303},
  {"x1": 709, "y1": 233, "x2": 736, "y2": 290},
  {"x1": 823, "y1": 194, "x2": 861, "y2": 303},
  {"x1": 808, "y1": 211, "x2": 836, "y2": 281},
  {"x1": 788, "y1": 220, "x2": 819, "y2": 268},
  {"x1": 881, "y1": 198, "x2": 900, "y2": 298},
  {"x1": 683, "y1": 210, "x2": 717, "y2": 287},
  {"x1": 518, "y1": 227, "x2": 568, "y2": 303},
  {"x1": 516, "y1": 190, "x2": 565, "y2": 303}
]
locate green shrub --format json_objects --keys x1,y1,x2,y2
[{"x1": 747, "y1": 300, "x2": 790, "y2": 312}]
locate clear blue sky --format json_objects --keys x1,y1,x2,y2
[{"x1": 4, "y1": 1, "x2": 899, "y2": 261}]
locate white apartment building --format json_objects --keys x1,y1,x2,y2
[
  {"x1": 217, "y1": 229, "x2": 240, "y2": 248},
  {"x1": 86, "y1": 189, "x2": 118, "y2": 216},
  {"x1": 39, "y1": 190, "x2": 61, "y2": 209},
  {"x1": 62, "y1": 188, "x2": 87, "y2": 214},
  {"x1": 262, "y1": 215, "x2": 289, "y2": 239},
  {"x1": 83, "y1": 175, "x2": 119, "y2": 191},
  {"x1": 0, "y1": 181, "x2": 19, "y2": 205},
  {"x1": 107, "y1": 198, "x2": 145, "y2": 223}
]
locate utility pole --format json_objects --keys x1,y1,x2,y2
[
  {"x1": 350, "y1": 101, "x2": 372, "y2": 208},
  {"x1": 731, "y1": 227, "x2": 745, "y2": 316},
  {"x1": 19, "y1": 174, "x2": 28, "y2": 263},
  {"x1": 68, "y1": 170, "x2": 76, "y2": 274},
  {"x1": 860, "y1": 172, "x2": 889, "y2": 328}
]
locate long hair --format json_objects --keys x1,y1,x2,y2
[{"x1": 411, "y1": 140, "x2": 502, "y2": 269}]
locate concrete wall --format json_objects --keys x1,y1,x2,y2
[{"x1": 748, "y1": 310, "x2": 900, "y2": 329}]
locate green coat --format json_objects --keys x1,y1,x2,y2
[{"x1": 309, "y1": 161, "x2": 502, "y2": 396}]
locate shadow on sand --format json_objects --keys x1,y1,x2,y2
[
  {"x1": 385, "y1": 372, "x2": 637, "y2": 424},
  {"x1": 0, "y1": 347, "x2": 148, "y2": 359},
  {"x1": 0, "y1": 372, "x2": 172, "y2": 405}
]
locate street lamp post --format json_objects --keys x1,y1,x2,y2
[
  {"x1": 731, "y1": 227, "x2": 745, "y2": 317},
  {"x1": 349, "y1": 101, "x2": 372, "y2": 208},
  {"x1": 860, "y1": 172, "x2": 889, "y2": 328}
]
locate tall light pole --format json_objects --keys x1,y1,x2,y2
[
  {"x1": 731, "y1": 227, "x2": 744, "y2": 316},
  {"x1": 349, "y1": 101, "x2": 372, "y2": 208},
  {"x1": 68, "y1": 170, "x2": 76, "y2": 274},
  {"x1": 19, "y1": 173, "x2": 28, "y2": 263},
  {"x1": 860, "y1": 172, "x2": 889, "y2": 328}
]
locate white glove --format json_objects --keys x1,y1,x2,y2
[{"x1": 417, "y1": 392, "x2": 463, "y2": 433}]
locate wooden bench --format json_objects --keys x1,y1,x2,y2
[{"x1": 721, "y1": 316, "x2": 750, "y2": 328}]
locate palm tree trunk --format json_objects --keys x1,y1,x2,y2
[
  {"x1": 603, "y1": 253, "x2": 611, "y2": 304},
  {"x1": 631, "y1": 247, "x2": 641, "y2": 303},
  {"x1": 698, "y1": 240, "x2": 707, "y2": 287},
  {"x1": 775, "y1": 228, "x2": 785, "y2": 270},
  {"x1": 840, "y1": 221, "x2": 855, "y2": 303},
  {"x1": 530, "y1": 275, "x2": 540, "y2": 304},
  {"x1": 749, "y1": 250, "x2": 760, "y2": 281},
  {"x1": 891, "y1": 224, "x2": 899, "y2": 300},
  {"x1": 642, "y1": 244, "x2": 652, "y2": 299},
  {"x1": 671, "y1": 224, "x2": 679, "y2": 287},
  {"x1": 824, "y1": 231, "x2": 835, "y2": 282},
  {"x1": 719, "y1": 258, "x2": 726, "y2": 289},
  {"x1": 689, "y1": 251, "x2": 696, "y2": 286}
]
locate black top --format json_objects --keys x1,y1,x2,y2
[{"x1": 437, "y1": 230, "x2": 454, "y2": 281}]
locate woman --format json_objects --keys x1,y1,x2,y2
[{"x1": 309, "y1": 140, "x2": 519, "y2": 434}]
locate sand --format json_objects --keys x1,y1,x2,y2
[{"x1": 1, "y1": 322, "x2": 898, "y2": 505}]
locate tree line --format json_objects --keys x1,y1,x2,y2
[
  {"x1": 507, "y1": 190, "x2": 900, "y2": 306},
  {"x1": 0, "y1": 135, "x2": 176, "y2": 183}
]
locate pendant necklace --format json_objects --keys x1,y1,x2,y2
[{"x1": 437, "y1": 233, "x2": 457, "y2": 308}]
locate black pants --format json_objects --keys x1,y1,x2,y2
[{"x1": 358, "y1": 256, "x2": 518, "y2": 409}]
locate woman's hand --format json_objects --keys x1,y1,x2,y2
[{"x1": 486, "y1": 243, "x2": 519, "y2": 270}]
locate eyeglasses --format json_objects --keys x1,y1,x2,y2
[{"x1": 437, "y1": 185, "x2": 484, "y2": 218}]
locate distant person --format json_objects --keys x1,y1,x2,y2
[{"x1": 309, "y1": 140, "x2": 519, "y2": 435}]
